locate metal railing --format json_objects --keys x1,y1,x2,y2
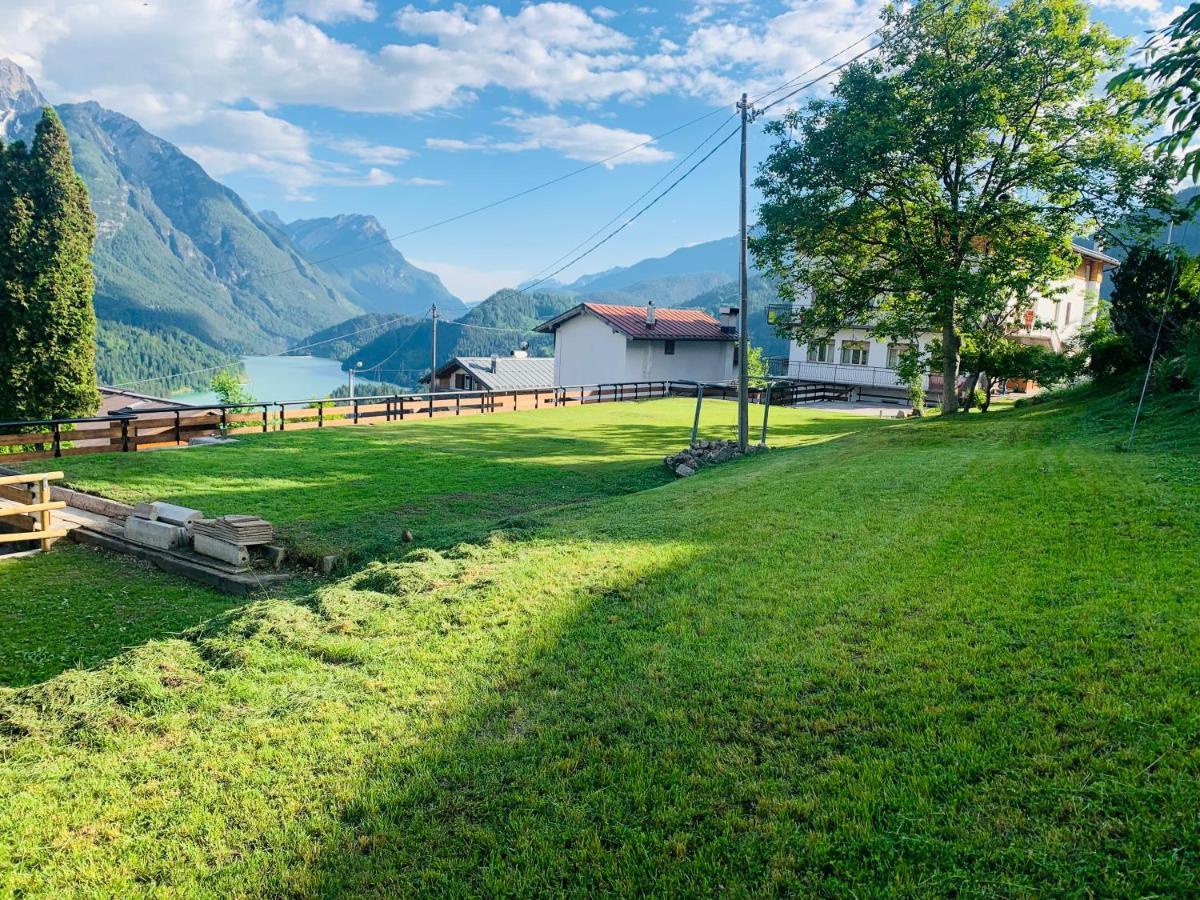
[
  {"x1": 766, "y1": 359, "x2": 909, "y2": 389},
  {"x1": 0, "y1": 381, "x2": 699, "y2": 464}
]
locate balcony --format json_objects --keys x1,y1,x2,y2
[{"x1": 767, "y1": 358, "x2": 910, "y2": 390}]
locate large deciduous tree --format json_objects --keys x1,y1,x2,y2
[
  {"x1": 752, "y1": 0, "x2": 1177, "y2": 412},
  {"x1": 0, "y1": 107, "x2": 99, "y2": 421}
]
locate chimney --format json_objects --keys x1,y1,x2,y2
[
  {"x1": 512, "y1": 341, "x2": 529, "y2": 359},
  {"x1": 719, "y1": 306, "x2": 739, "y2": 333},
  {"x1": 490, "y1": 355, "x2": 499, "y2": 373},
  {"x1": 646, "y1": 301, "x2": 656, "y2": 328}
]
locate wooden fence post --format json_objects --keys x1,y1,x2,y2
[
  {"x1": 261, "y1": 406, "x2": 268, "y2": 433},
  {"x1": 691, "y1": 384, "x2": 703, "y2": 446},
  {"x1": 121, "y1": 417, "x2": 130, "y2": 452}
]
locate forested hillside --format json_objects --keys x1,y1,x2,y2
[{"x1": 95, "y1": 322, "x2": 238, "y2": 394}]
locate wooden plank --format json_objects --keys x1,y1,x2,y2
[
  {"x1": 0, "y1": 471, "x2": 62, "y2": 486},
  {"x1": 0, "y1": 500, "x2": 66, "y2": 516},
  {"x1": 0, "y1": 484, "x2": 33, "y2": 504},
  {"x1": 0, "y1": 528, "x2": 68, "y2": 544},
  {"x1": 0, "y1": 432, "x2": 54, "y2": 448}
]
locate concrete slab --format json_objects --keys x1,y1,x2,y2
[
  {"x1": 194, "y1": 533, "x2": 250, "y2": 566},
  {"x1": 124, "y1": 517, "x2": 188, "y2": 550},
  {"x1": 132, "y1": 501, "x2": 159, "y2": 520},
  {"x1": 154, "y1": 503, "x2": 203, "y2": 528}
]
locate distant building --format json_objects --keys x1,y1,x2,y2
[
  {"x1": 768, "y1": 243, "x2": 1118, "y2": 402},
  {"x1": 535, "y1": 302, "x2": 738, "y2": 387},
  {"x1": 431, "y1": 351, "x2": 555, "y2": 392}
]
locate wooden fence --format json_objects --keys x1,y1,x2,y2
[
  {"x1": 0, "y1": 380, "x2": 712, "y2": 464},
  {"x1": 0, "y1": 471, "x2": 66, "y2": 551}
]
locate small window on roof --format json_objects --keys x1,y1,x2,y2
[{"x1": 664, "y1": 340, "x2": 676, "y2": 355}]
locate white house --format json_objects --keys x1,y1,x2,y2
[
  {"x1": 535, "y1": 302, "x2": 738, "y2": 387},
  {"x1": 769, "y1": 243, "x2": 1119, "y2": 401}
]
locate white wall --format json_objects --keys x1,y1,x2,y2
[
  {"x1": 785, "y1": 268, "x2": 1106, "y2": 372},
  {"x1": 552, "y1": 310, "x2": 736, "y2": 386},
  {"x1": 553, "y1": 312, "x2": 627, "y2": 386},
  {"x1": 622, "y1": 339, "x2": 734, "y2": 383}
]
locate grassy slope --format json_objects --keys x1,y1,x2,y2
[
  {"x1": 52, "y1": 400, "x2": 870, "y2": 561},
  {"x1": 0, "y1": 545, "x2": 242, "y2": 687},
  {"x1": 1, "y1": 387, "x2": 1198, "y2": 894}
]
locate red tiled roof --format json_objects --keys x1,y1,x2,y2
[{"x1": 538, "y1": 302, "x2": 734, "y2": 341}]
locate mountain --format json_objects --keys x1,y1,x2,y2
[
  {"x1": 575, "y1": 272, "x2": 732, "y2": 307},
  {"x1": 272, "y1": 214, "x2": 467, "y2": 318},
  {"x1": 565, "y1": 236, "x2": 741, "y2": 293},
  {"x1": 678, "y1": 275, "x2": 789, "y2": 358},
  {"x1": 1, "y1": 60, "x2": 362, "y2": 391},
  {"x1": 0, "y1": 58, "x2": 43, "y2": 139}
]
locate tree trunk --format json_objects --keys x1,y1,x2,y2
[
  {"x1": 961, "y1": 370, "x2": 981, "y2": 410},
  {"x1": 941, "y1": 321, "x2": 960, "y2": 413}
]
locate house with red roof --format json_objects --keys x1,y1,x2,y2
[{"x1": 534, "y1": 302, "x2": 739, "y2": 387}]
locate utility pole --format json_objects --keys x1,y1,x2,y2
[
  {"x1": 348, "y1": 360, "x2": 362, "y2": 398},
  {"x1": 430, "y1": 303, "x2": 439, "y2": 394},
  {"x1": 736, "y1": 92, "x2": 755, "y2": 452}
]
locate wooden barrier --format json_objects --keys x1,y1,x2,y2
[
  {"x1": 0, "y1": 471, "x2": 67, "y2": 552},
  {"x1": 0, "y1": 380, "x2": 702, "y2": 462}
]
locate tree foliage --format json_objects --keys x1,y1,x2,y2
[
  {"x1": 1107, "y1": 243, "x2": 1200, "y2": 361},
  {"x1": 210, "y1": 371, "x2": 255, "y2": 408},
  {"x1": 0, "y1": 107, "x2": 100, "y2": 420},
  {"x1": 753, "y1": 0, "x2": 1177, "y2": 412},
  {"x1": 1110, "y1": 4, "x2": 1200, "y2": 182}
]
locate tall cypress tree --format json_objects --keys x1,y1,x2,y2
[{"x1": 0, "y1": 108, "x2": 99, "y2": 421}]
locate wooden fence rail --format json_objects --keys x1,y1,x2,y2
[
  {"x1": 0, "y1": 380, "x2": 721, "y2": 464},
  {"x1": 0, "y1": 471, "x2": 67, "y2": 551}
]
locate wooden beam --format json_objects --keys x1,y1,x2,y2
[
  {"x1": 0, "y1": 500, "x2": 66, "y2": 516},
  {"x1": 0, "y1": 471, "x2": 63, "y2": 486},
  {"x1": 0, "y1": 529, "x2": 68, "y2": 544}
]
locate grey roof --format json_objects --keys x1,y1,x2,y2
[{"x1": 439, "y1": 355, "x2": 555, "y2": 391}]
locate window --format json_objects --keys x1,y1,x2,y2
[
  {"x1": 1064, "y1": 302, "x2": 1072, "y2": 325},
  {"x1": 886, "y1": 343, "x2": 912, "y2": 370},
  {"x1": 664, "y1": 340, "x2": 676, "y2": 355},
  {"x1": 840, "y1": 340, "x2": 870, "y2": 366},
  {"x1": 806, "y1": 340, "x2": 832, "y2": 363},
  {"x1": 733, "y1": 344, "x2": 739, "y2": 368},
  {"x1": 454, "y1": 373, "x2": 466, "y2": 389}
]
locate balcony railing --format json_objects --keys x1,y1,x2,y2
[{"x1": 767, "y1": 358, "x2": 910, "y2": 389}]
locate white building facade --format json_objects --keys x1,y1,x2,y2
[
  {"x1": 535, "y1": 302, "x2": 738, "y2": 387},
  {"x1": 770, "y1": 244, "x2": 1117, "y2": 401}
]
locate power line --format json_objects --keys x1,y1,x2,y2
[
  {"x1": 231, "y1": 109, "x2": 736, "y2": 292},
  {"x1": 517, "y1": 113, "x2": 739, "y2": 290},
  {"x1": 520, "y1": 126, "x2": 742, "y2": 294}
]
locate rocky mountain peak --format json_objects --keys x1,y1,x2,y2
[{"x1": 0, "y1": 59, "x2": 47, "y2": 140}]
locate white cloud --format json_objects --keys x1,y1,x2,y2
[
  {"x1": 0, "y1": 0, "x2": 900, "y2": 189},
  {"x1": 170, "y1": 109, "x2": 399, "y2": 199},
  {"x1": 401, "y1": 176, "x2": 448, "y2": 186},
  {"x1": 326, "y1": 138, "x2": 414, "y2": 165},
  {"x1": 427, "y1": 115, "x2": 673, "y2": 166},
  {"x1": 284, "y1": 0, "x2": 378, "y2": 23},
  {"x1": 590, "y1": 5, "x2": 618, "y2": 20}
]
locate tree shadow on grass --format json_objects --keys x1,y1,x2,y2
[{"x1": 284, "y1": 402, "x2": 1200, "y2": 895}]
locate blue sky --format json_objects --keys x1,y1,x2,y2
[{"x1": 1, "y1": 0, "x2": 1169, "y2": 300}]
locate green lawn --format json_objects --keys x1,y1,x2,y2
[
  {"x1": 0, "y1": 544, "x2": 246, "y2": 687},
  {"x1": 1, "y1": 386, "x2": 1198, "y2": 894},
  {"x1": 51, "y1": 400, "x2": 876, "y2": 561}
]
